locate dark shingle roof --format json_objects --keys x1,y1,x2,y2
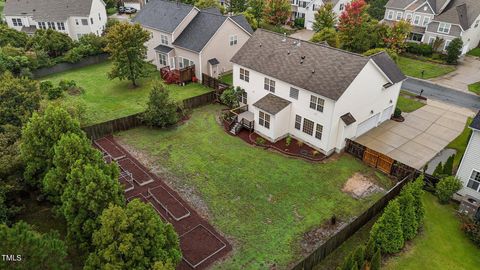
[
  {"x1": 132, "y1": 0, "x2": 194, "y2": 33},
  {"x1": 471, "y1": 111, "x2": 480, "y2": 130},
  {"x1": 385, "y1": 0, "x2": 416, "y2": 9},
  {"x1": 371, "y1": 52, "x2": 406, "y2": 84},
  {"x1": 4, "y1": 0, "x2": 94, "y2": 21},
  {"x1": 208, "y1": 58, "x2": 220, "y2": 65},
  {"x1": 230, "y1": 15, "x2": 254, "y2": 34},
  {"x1": 434, "y1": 0, "x2": 480, "y2": 30},
  {"x1": 154, "y1": 44, "x2": 174, "y2": 53},
  {"x1": 253, "y1": 93, "x2": 291, "y2": 115},
  {"x1": 341, "y1": 113, "x2": 356, "y2": 125},
  {"x1": 231, "y1": 30, "x2": 404, "y2": 101}
]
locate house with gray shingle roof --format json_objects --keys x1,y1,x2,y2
[
  {"x1": 132, "y1": 0, "x2": 253, "y2": 80},
  {"x1": 230, "y1": 29, "x2": 406, "y2": 155},
  {"x1": 383, "y1": 0, "x2": 480, "y2": 54},
  {"x1": 3, "y1": 0, "x2": 107, "y2": 40}
]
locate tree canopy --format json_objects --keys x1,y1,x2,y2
[
  {"x1": 310, "y1": 27, "x2": 340, "y2": 47},
  {"x1": 312, "y1": 3, "x2": 336, "y2": 32},
  {"x1": 85, "y1": 200, "x2": 181, "y2": 269},
  {"x1": 263, "y1": 0, "x2": 290, "y2": 26},
  {"x1": 28, "y1": 29, "x2": 74, "y2": 57},
  {"x1": 0, "y1": 25, "x2": 29, "y2": 48},
  {"x1": 445, "y1": 38, "x2": 463, "y2": 64},
  {"x1": 369, "y1": 200, "x2": 404, "y2": 254},
  {"x1": 142, "y1": 84, "x2": 179, "y2": 128}
]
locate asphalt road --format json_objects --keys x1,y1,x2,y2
[{"x1": 402, "y1": 78, "x2": 480, "y2": 110}]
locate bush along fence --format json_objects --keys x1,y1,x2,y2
[
  {"x1": 82, "y1": 91, "x2": 216, "y2": 139},
  {"x1": 32, "y1": 53, "x2": 109, "y2": 78}
]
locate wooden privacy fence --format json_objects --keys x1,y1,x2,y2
[
  {"x1": 290, "y1": 173, "x2": 413, "y2": 270},
  {"x1": 182, "y1": 91, "x2": 215, "y2": 109},
  {"x1": 202, "y1": 73, "x2": 230, "y2": 92}
]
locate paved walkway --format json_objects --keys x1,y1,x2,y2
[
  {"x1": 289, "y1": 29, "x2": 315, "y2": 41},
  {"x1": 429, "y1": 56, "x2": 480, "y2": 93},
  {"x1": 356, "y1": 100, "x2": 475, "y2": 169}
]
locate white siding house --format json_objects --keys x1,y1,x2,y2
[
  {"x1": 456, "y1": 112, "x2": 480, "y2": 200},
  {"x1": 3, "y1": 0, "x2": 107, "y2": 40},
  {"x1": 231, "y1": 30, "x2": 406, "y2": 155}
]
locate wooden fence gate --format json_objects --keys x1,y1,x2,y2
[{"x1": 362, "y1": 148, "x2": 394, "y2": 174}]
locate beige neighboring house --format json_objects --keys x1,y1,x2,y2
[{"x1": 132, "y1": 0, "x2": 253, "y2": 80}]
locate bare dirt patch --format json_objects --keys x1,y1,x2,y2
[
  {"x1": 301, "y1": 218, "x2": 348, "y2": 254},
  {"x1": 342, "y1": 173, "x2": 385, "y2": 199}
]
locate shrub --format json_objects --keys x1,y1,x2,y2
[
  {"x1": 433, "y1": 162, "x2": 444, "y2": 177},
  {"x1": 393, "y1": 107, "x2": 402, "y2": 118},
  {"x1": 370, "y1": 200, "x2": 404, "y2": 254},
  {"x1": 340, "y1": 253, "x2": 355, "y2": 270},
  {"x1": 370, "y1": 249, "x2": 381, "y2": 270},
  {"x1": 220, "y1": 87, "x2": 241, "y2": 108},
  {"x1": 142, "y1": 84, "x2": 179, "y2": 128},
  {"x1": 442, "y1": 154, "x2": 455, "y2": 176},
  {"x1": 406, "y1": 42, "x2": 433, "y2": 56},
  {"x1": 365, "y1": 238, "x2": 376, "y2": 261},
  {"x1": 445, "y1": 38, "x2": 463, "y2": 64},
  {"x1": 462, "y1": 220, "x2": 480, "y2": 247},
  {"x1": 353, "y1": 245, "x2": 365, "y2": 269},
  {"x1": 294, "y1": 18, "x2": 305, "y2": 28},
  {"x1": 310, "y1": 27, "x2": 339, "y2": 48},
  {"x1": 285, "y1": 136, "x2": 292, "y2": 146},
  {"x1": 398, "y1": 188, "x2": 418, "y2": 240},
  {"x1": 406, "y1": 176, "x2": 426, "y2": 225},
  {"x1": 255, "y1": 137, "x2": 266, "y2": 146},
  {"x1": 435, "y1": 176, "x2": 462, "y2": 204}
]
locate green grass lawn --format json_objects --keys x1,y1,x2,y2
[
  {"x1": 385, "y1": 193, "x2": 480, "y2": 270},
  {"x1": 116, "y1": 104, "x2": 393, "y2": 269},
  {"x1": 447, "y1": 117, "x2": 473, "y2": 170},
  {"x1": 396, "y1": 91, "x2": 425, "y2": 113},
  {"x1": 219, "y1": 73, "x2": 233, "y2": 85},
  {"x1": 467, "y1": 48, "x2": 480, "y2": 57},
  {"x1": 397, "y1": 56, "x2": 456, "y2": 79},
  {"x1": 42, "y1": 62, "x2": 210, "y2": 125},
  {"x1": 468, "y1": 81, "x2": 480, "y2": 95}
]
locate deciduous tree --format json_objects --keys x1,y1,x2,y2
[
  {"x1": 263, "y1": 0, "x2": 291, "y2": 26},
  {"x1": 0, "y1": 25, "x2": 29, "y2": 48},
  {"x1": 85, "y1": 200, "x2": 181, "y2": 269},
  {"x1": 338, "y1": 0, "x2": 378, "y2": 53},
  {"x1": 195, "y1": 0, "x2": 221, "y2": 9},
  {"x1": 247, "y1": 0, "x2": 265, "y2": 26},
  {"x1": 310, "y1": 27, "x2": 339, "y2": 47},
  {"x1": 384, "y1": 20, "x2": 411, "y2": 53},
  {"x1": 367, "y1": 0, "x2": 389, "y2": 20},
  {"x1": 312, "y1": 3, "x2": 336, "y2": 32},
  {"x1": 104, "y1": 22, "x2": 151, "y2": 87},
  {"x1": 28, "y1": 29, "x2": 73, "y2": 57}
]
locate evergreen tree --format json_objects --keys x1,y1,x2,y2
[
  {"x1": 370, "y1": 200, "x2": 404, "y2": 254},
  {"x1": 445, "y1": 38, "x2": 463, "y2": 64},
  {"x1": 370, "y1": 249, "x2": 381, "y2": 270},
  {"x1": 365, "y1": 238, "x2": 376, "y2": 261},
  {"x1": 398, "y1": 188, "x2": 418, "y2": 240},
  {"x1": 433, "y1": 162, "x2": 444, "y2": 177},
  {"x1": 142, "y1": 84, "x2": 179, "y2": 128},
  {"x1": 442, "y1": 155, "x2": 455, "y2": 176},
  {"x1": 435, "y1": 176, "x2": 462, "y2": 204},
  {"x1": 367, "y1": 0, "x2": 389, "y2": 20},
  {"x1": 312, "y1": 3, "x2": 336, "y2": 32},
  {"x1": 353, "y1": 245, "x2": 365, "y2": 269},
  {"x1": 341, "y1": 253, "x2": 355, "y2": 270}
]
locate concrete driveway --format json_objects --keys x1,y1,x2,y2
[
  {"x1": 429, "y1": 56, "x2": 480, "y2": 93},
  {"x1": 356, "y1": 100, "x2": 475, "y2": 169},
  {"x1": 289, "y1": 29, "x2": 314, "y2": 41}
]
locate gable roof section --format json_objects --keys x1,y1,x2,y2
[
  {"x1": 471, "y1": 111, "x2": 480, "y2": 130},
  {"x1": 4, "y1": 0, "x2": 94, "y2": 21},
  {"x1": 434, "y1": 0, "x2": 480, "y2": 30},
  {"x1": 231, "y1": 30, "x2": 404, "y2": 101},
  {"x1": 386, "y1": 0, "x2": 417, "y2": 9},
  {"x1": 132, "y1": 0, "x2": 194, "y2": 33},
  {"x1": 253, "y1": 93, "x2": 291, "y2": 115},
  {"x1": 230, "y1": 15, "x2": 254, "y2": 34},
  {"x1": 370, "y1": 53, "x2": 406, "y2": 84}
]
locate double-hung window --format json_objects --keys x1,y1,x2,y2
[
  {"x1": 229, "y1": 35, "x2": 238, "y2": 46},
  {"x1": 161, "y1": 35, "x2": 168, "y2": 45},
  {"x1": 413, "y1": 15, "x2": 420, "y2": 25},
  {"x1": 315, "y1": 124, "x2": 323, "y2": 140},
  {"x1": 405, "y1": 13, "x2": 412, "y2": 21},
  {"x1": 444, "y1": 40, "x2": 451, "y2": 50},
  {"x1": 12, "y1": 18, "x2": 23, "y2": 26},
  {"x1": 423, "y1": 16, "x2": 430, "y2": 26},
  {"x1": 47, "y1": 22, "x2": 56, "y2": 29},
  {"x1": 178, "y1": 57, "x2": 193, "y2": 69},
  {"x1": 310, "y1": 95, "x2": 324, "y2": 112},
  {"x1": 240, "y1": 68, "x2": 249, "y2": 82},
  {"x1": 240, "y1": 91, "x2": 247, "y2": 104},
  {"x1": 438, "y1": 22, "x2": 451, "y2": 34},
  {"x1": 290, "y1": 87, "x2": 299, "y2": 99},
  {"x1": 396, "y1": 12, "x2": 403, "y2": 21},
  {"x1": 159, "y1": 53, "x2": 167, "y2": 66},
  {"x1": 387, "y1": 11, "x2": 394, "y2": 20},
  {"x1": 57, "y1": 22, "x2": 65, "y2": 30},
  {"x1": 264, "y1": 78, "x2": 275, "y2": 92},
  {"x1": 467, "y1": 170, "x2": 480, "y2": 192},
  {"x1": 38, "y1": 22, "x2": 47, "y2": 29},
  {"x1": 259, "y1": 111, "x2": 270, "y2": 129},
  {"x1": 295, "y1": 115, "x2": 302, "y2": 130},
  {"x1": 302, "y1": 118, "x2": 314, "y2": 136}
]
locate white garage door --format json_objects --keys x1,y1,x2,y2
[
  {"x1": 356, "y1": 113, "x2": 380, "y2": 137},
  {"x1": 124, "y1": 2, "x2": 141, "y2": 10},
  {"x1": 380, "y1": 105, "x2": 394, "y2": 123}
]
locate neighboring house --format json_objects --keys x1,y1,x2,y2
[
  {"x1": 383, "y1": 0, "x2": 480, "y2": 54},
  {"x1": 3, "y1": 0, "x2": 107, "y2": 40},
  {"x1": 122, "y1": 0, "x2": 149, "y2": 10},
  {"x1": 456, "y1": 111, "x2": 480, "y2": 201},
  {"x1": 132, "y1": 0, "x2": 253, "y2": 80},
  {"x1": 230, "y1": 30, "x2": 406, "y2": 155},
  {"x1": 291, "y1": 0, "x2": 350, "y2": 30}
]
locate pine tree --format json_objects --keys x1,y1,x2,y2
[
  {"x1": 365, "y1": 238, "x2": 376, "y2": 261},
  {"x1": 398, "y1": 188, "x2": 418, "y2": 240},
  {"x1": 408, "y1": 176, "x2": 426, "y2": 225},
  {"x1": 353, "y1": 245, "x2": 365, "y2": 269},
  {"x1": 370, "y1": 249, "x2": 381, "y2": 270},
  {"x1": 442, "y1": 155, "x2": 455, "y2": 176},
  {"x1": 370, "y1": 200, "x2": 404, "y2": 254},
  {"x1": 433, "y1": 162, "x2": 444, "y2": 177}
]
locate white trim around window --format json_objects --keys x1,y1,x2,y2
[
  {"x1": 444, "y1": 40, "x2": 451, "y2": 50},
  {"x1": 396, "y1": 11, "x2": 403, "y2": 21},
  {"x1": 438, "y1": 22, "x2": 451, "y2": 34},
  {"x1": 160, "y1": 34, "x2": 169, "y2": 45},
  {"x1": 240, "y1": 68, "x2": 249, "y2": 82},
  {"x1": 159, "y1": 53, "x2": 167, "y2": 66},
  {"x1": 422, "y1": 16, "x2": 431, "y2": 26},
  {"x1": 387, "y1": 10, "x2": 394, "y2": 20},
  {"x1": 309, "y1": 95, "x2": 325, "y2": 112},
  {"x1": 467, "y1": 170, "x2": 480, "y2": 192},
  {"x1": 12, "y1": 18, "x2": 23, "y2": 26},
  {"x1": 259, "y1": 111, "x2": 270, "y2": 129},
  {"x1": 413, "y1": 15, "x2": 421, "y2": 25},
  {"x1": 264, "y1": 78, "x2": 275, "y2": 92},
  {"x1": 229, "y1": 35, "x2": 238, "y2": 46}
]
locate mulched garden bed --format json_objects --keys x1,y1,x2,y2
[{"x1": 223, "y1": 120, "x2": 327, "y2": 162}]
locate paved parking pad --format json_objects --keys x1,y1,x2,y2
[{"x1": 356, "y1": 101, "x2": 474, "y2": 169}]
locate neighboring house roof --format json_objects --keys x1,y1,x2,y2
[
  {"x1": 4, "y1": 0, "x2": 95, "y2": 21},
  {"x1": 230, "y1": 15, "x2": 254, "y2": 34},
  {"x1": 253, "y1": 93, "x2": 291, "y2": 115},
  {"x1": 154, "y1": 44, "x2": 174, "y2": 53},
  {"x1": 341, "y1": 113, "x2": 356, "y2": 125},
  {"x1": 385, "y1": 0, "x2": 416, "y2": 10},
  {"x1": 471, "y1": 111, "x2": 480, "y2": 130},
  {"x1": 370, "y1": 53, "x2": 407, "y2": 84},
  {"x1": 231, "y1": 30, "x2": 404, "y2": 101},
  {"x1": 132, "y1": 0, "x2": 194, "y2": 33},
  {"x1": 434, "y1": 0, "x2": 480, "y2": 30}
]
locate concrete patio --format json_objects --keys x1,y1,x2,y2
[{"x1": 356, "y1": 100, "x2": 475, "y2": 169}]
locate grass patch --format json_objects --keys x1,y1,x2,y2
[
  {"x1": 107, "y1": 7, "x2": 117, "y2": 15},
  {"x1": 468, "y1": 81, "x2": 480, "y2": 95},
  {"x1": 467, "y1": 48, "x2": 480, "y2": 57},
  {"x1": 116, "y1": 104, "x2": 394, "y2": 269},
  {"x1": 219, "y1": 73, "x2": 233, "y2": 85},
  {"x1": 447, "y1": 118, "x2": 473, "y2": 170},
  {"x1": 397, "y1": 56, "x2": 455, "y2": 79},
  {"x1": 42, "y1": 61, "x2": 210, "y2": 125},
  {"x1": 384, "y1": 193, "x2": 480, "y2": 270},
  {"x1": 396, "y1": 92, "x2": 425, "y2": 113}
]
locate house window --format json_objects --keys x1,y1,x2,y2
[
  {"x1": 339, "y1": 3, "x2": 344, "y2": 11},
  {"x1": 264, "y1": 78, "x2": 275, "y2": 92},
  {"x1": 413, "y1": 15, "x2": 420, "y2": 25},
  {"x1": 178, "y1": 57, "x2": 194, "y2": 69},
  {"x1": 302, "y1": 118, "x2": 314, "y2": 136},
  {"x1": 428, "y1": 37, "x2": 435, "y2": 45},
  {"x1": 438, "y1": 22, "x2": 451, "y2": 34},
  {"x1": 310, "y1": 95, "x2": 324, "y2": 112},
  {"x1": 396, "y1": 12, "x2": 403, "y2": 21},
  {"x1": 259, "y1": 111, "x2": 270, "y2": 129},
  {"x1": 57, "y1": 22, "x2": 65, "y2": 30},
  {"x1": 315, "y1": 124, "x2": 323, "y2": 140},
  {"x1": 12, "y1": 18, "x2": 23, "y2": 26},
  {"x1": 90, "y1": 18, "x2": 94, "y2": 24},
  {"x1": 467, "y1": 170, "x2": 480, "y2": 192},
  {"x1": 387, "y1": 11, "x2": 394, "y2": 20},
  {"x1": 98, "y1": 13, "x2": 102, "y2": 21},
  {"x1": 81, "y1": 19, "x2": 88, "y2": 25},
  {"x1": 405, "y1": 13, "x2": 412, "y2": 21},
  {"x1": 295, "y1": 115, "x2": 302, "y2": 130},
  {"x1": 423, "y1": 16, "x2": 430, "y2": 26},
  {"x1": 289, "y1": 87, "x2": 299, "y2": 100},
  {"x1": 38, "y1": 22, "x2": 47, "y2": 29},
  {"x1": 240, "y1": 68, "x2": 249, "y2": 82},
  {"x1": 240, "y1": 91, "x2": 247, "y2": 104},
  {"x1": 229, "y1": 35, "x2": 238, "y2": 46},
  {"x1": 47, "y1": 22, "x2": 56, "y2": 29},
  {"x1": 161, "y1": 35, "x2": 168, "y2": 45},
  {"x1": 410, "y1": 33, "x2": 423, "y2": 42},
  {"x1": 159, "y1": 53, "x2": 167, "y2": 66},
  {"x1": 444, "y1": 40, "x2": 451, "y2": 50}
]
